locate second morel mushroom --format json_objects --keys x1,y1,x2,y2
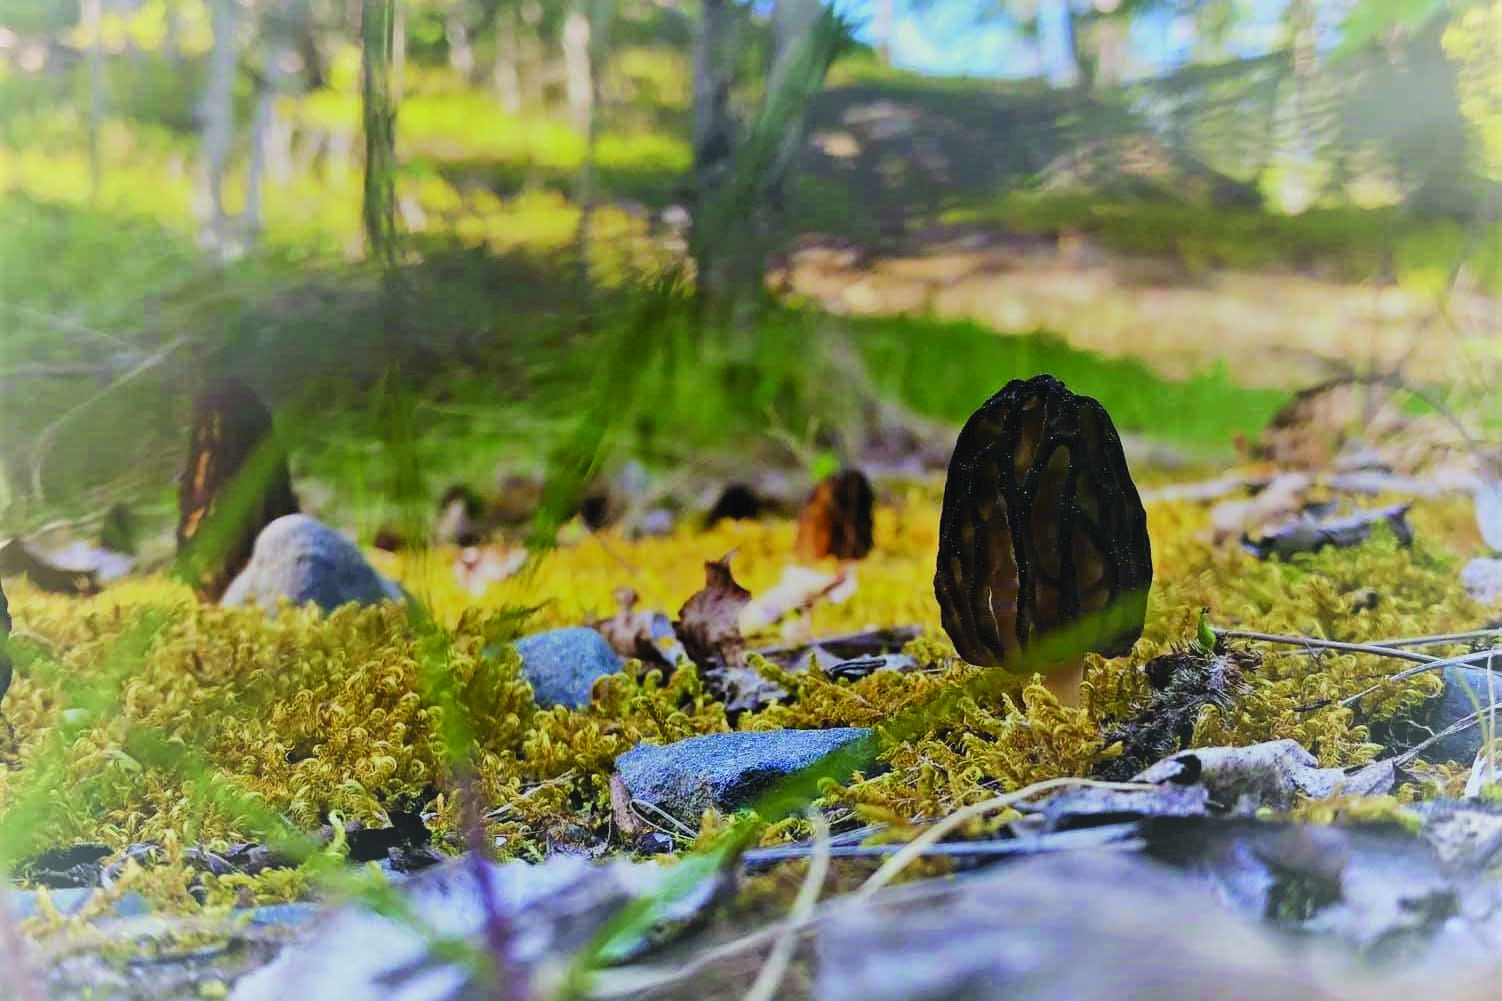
[
  {"x1": 934, "y1": 375, "x2": 1152, "y2": 705},
  {"x1": 177, "y1": 377, "x2": 300, "y2": 602}
]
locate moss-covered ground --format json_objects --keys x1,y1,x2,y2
[{"x1": 1, "y1": 484, "x2": 1490, "y2": 922}]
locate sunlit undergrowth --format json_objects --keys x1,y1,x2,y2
[{"x1": 1, "y1": 491, "x2": 1488, "y2": 898}]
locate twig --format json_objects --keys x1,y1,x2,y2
[
  {"x1": 742, "y1": 822, "x2": 1142, "y2": 871},
  {"x1": 741, "y1": 811, "x2": 829, "y2": 1001},
  {"x1": 483, "y1": 770, "x2": 578, "y2": 821},
  {"x1": 1217, "y1": 630, "x2": 1438, "y2": 665},
  {"x1": 1371, "y1": 629, "x2": 1502, "y2": 649},
  {"x1": 855, "y1": 777, "x2": 1155, "y2": 899},
  {"x1": 629, "y1": 798, "x2": 698, "y2": 840},
  {"x1": 1394, "y1": 696, "x2": 1502, "y2": 768},
  {"x1": 1339, "y1": 649, "x2": 1501, "y2": 708}
]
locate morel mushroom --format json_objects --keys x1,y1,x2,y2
[
  {"x1": 934, "y1": 375, "x2": 1152, "y2": 705},
  {"x1": 0, "y1": 578, "x2": 11, "y2": 709},
  {"x1": 796, "y1": 469, "x2": 875, "y2": 561},
  {"x1": 177, "y1": 377, "x2": 299, "y2": 601}
]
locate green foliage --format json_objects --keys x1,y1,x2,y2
[{"x1": 851, "y1": 312, "x2": 1287, "y2": 451}]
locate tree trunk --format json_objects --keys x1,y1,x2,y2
[
  {"x1": 163, "y1": 0, "x2": 183, "y2": 63},
  {"x1": 562, "y1": 7, "x2": 592, "y2": 135},
  {"x1": 874, "y1": 0, "x2": 894, "y2": 65},
  {"x1": 361, "y1": 0, "x2": 399, "y2": 270},
  {"x1": 446, "y1": 8, "x2": 475, "y2": 78},
  {"x1": 247, "y1": 1, "x2": 299, "y2": 240},
  {"x1": 494, "y1": 8, "x2": 522, "y2": 113},
  {"x1": 200, "y1": 0, "x2": 238, "y2": 255},
  {"x1": 83, "y1": 0, "x2": 104, "y2": 204},
  {"x1": 573, "y1": 0, "x2": 612, "y2": 291},
  {"x1": 690, "y1": 0, "x2": 736, "y2": 300},
  {"x1": 763, "y1": 0, "x2": 825, "y2": 213},
  {"x1": 520, "y1": 0, "x2": 546, "y2": 109}
]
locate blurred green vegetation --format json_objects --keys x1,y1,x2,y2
[{"x1": 1, "y1": 0, "x2": 1498, "y2": 527}]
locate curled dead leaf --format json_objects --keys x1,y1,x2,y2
[{"x1": 675, "y1": 552, "x2": 751, "y2": 667}]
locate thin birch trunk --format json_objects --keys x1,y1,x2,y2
[
  {"x1": 201, "y1": 0, "x2": 238, "y2": 255},
  {"x1": 84, "y1": 0, "x2": 104, "y2": 204}
]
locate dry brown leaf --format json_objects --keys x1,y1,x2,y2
[
  {"x1": 675, "y1": 552, "x2": 752, "y2": 667},
  {"x1": 739, "y1": 565, "x2": 856, "y2": 634},
  {"x1": 453, "y1": 546, "x2": 527, "y2": 596},
  {"x1": 595, "y1": 587, "x2": 675, "y2": 667}
]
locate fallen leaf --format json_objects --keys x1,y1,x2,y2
[
  {"x1": 453, "y1": 546, "x2": 527, "y2": 596},
  {"x1": 739, "y1": 565, "x2": 856, "y2": 634},
  {"x1": 595, "y1": 587, "x2": 679, "y2": 667},
  {"x1": 675, "y1": 552, "x2": 751, "y2": 667}
]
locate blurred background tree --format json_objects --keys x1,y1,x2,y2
[{"x1": 0, "y1": 0, "x2": 1495, "y2": 533}]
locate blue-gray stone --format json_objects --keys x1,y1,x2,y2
[
  {"x1": 1418, "y1": 663, "x2": 1502, "y2": 764},
  {"x1": 1461, "y1": 558, "x2": 1502, "y2": 607},
  {"x1": 5, "y1": 887, "x2": 148, "y2": 920},
  {"x1": 246, "y1": 901, "x2": 320, "y2": 928},
  {"x1": 513, "y1": 627, "x2": 624, "y2": 709},
  {"x1": 615, "y1": 727, "x2": 877, "y2": 820},
  {"x1": 222, "y1": 514, "x2": 405, "y2": 614}
]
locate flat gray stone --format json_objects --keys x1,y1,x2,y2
[
  {"x1": 512, "y1": 626, "x2": 625, "y2": 709},
  {"x1": 615, "y1": 727, "x2": 876, "y2": 820},
  {"x1": 1134, "y1": 739, "x2": 1394, "y2": 812},
  {"x1": 222, "y1": 515, "x2": 404, "y2": 614}
]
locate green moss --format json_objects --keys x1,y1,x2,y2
[{"x1": 0, "y1": 491, "x2": 1489, "y2": 915}]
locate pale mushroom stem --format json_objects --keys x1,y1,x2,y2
[{"x1": 1041, "y1": 660, "x2": 1087, "y2": 707}]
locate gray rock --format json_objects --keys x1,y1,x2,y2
[
  {"x1": 615, "y1": 728, "x2": 876, "y2": 821},
  {"x1": 221, "y1": 515, "x2": 404, "y2": 614},
  {"x1": 1461, "y1": 558, "x2": 1502, "y2": 606},
  {"x1": 1134, "y1": 739, "x2": 1394, "y2": 812},
  {"x1": 1040, "y1": 782, "x2": 1209, "y2": 831},
  {"x1": 1476, "y1": 475, "x2": 1502, "y2": 552},
  {"x1": 512, "y1": 626, "x2": 625, "y2": 709},
  {"x1": 1412, "y1": 799, "x2": 1502, "y2": 870},
  {"x1": 815, "y1": 851, "x2": 1385, "y2": 1001},
  {"x1": 5, "y1": 887, "x2": 149, "y2": 920},
  {"x1": 1414, "y1": 663, "x2": 1502, "y2": 764}
]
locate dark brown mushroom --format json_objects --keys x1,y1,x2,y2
[
  {"x1": 795, "y1": 469, "x2": 875, "y2": 561},
  {"x1": 1, "y1": 578, "x2": 11, "y2": 708},
  {"x1": 176, "y1": 377, "x2": 299, "y2": 601},
  {"x1": 934, "y1": 375, "x2": 1152, "y2": 705}
]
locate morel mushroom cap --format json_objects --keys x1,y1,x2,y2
[
  {"x1": 934, "y1": 375, "x2": 1152, "y2": 674},
  {"x1": 177, "y1": 377, "x2": 299, "y2": 601},
  {"x1": 796, "y1": 468, "x2": 875, "y2": 561}
]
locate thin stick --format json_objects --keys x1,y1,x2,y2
[
  {"x1": 1370, "y1": 629, "x2": 1502, "y2": 649},
  {"x1": 741, "y1": 811, "x2": 829, "y2": 1001},
  {"x1": 1394, "y1": 697, "x2": 1502, "y2": 768},
  {"x1": 855, "y1": 777, "x2": 1155, "y2": 899},
  {"x1": 1339, "y1": 649, "x2": 1501, "y2": 708},
  {"x1": 1217, "y1": 630, "x2": 1438, "y2": 665},
  {"x1": 629, "y1": 798, "x2": 698, "y2": 839}
]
